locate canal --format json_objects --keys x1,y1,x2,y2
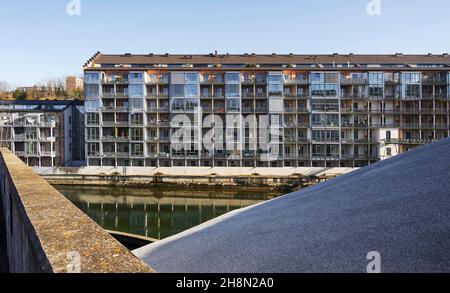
[{"x1": 54, "y1": 185, "x2": 282, "y2": 240}]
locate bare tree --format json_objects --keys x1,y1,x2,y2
[{"x1": 0, "y1": 81, "x2": 10, "y2": 92}]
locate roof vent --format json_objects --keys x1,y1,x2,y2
[
  {"x1": 252, "y1": 53, "x2": 256, "y2": 56},
  {"x1": 272, "y1": 53, "x2": 276, "y2": 56},
  {"x1": 289, "y1": 53, "x2": 294, "y2": 57},
  {"x1": 226, "y1": 53, "x2": 230, "y2": 56},
  {"x1": 244, "y1": 53, "x2": 249, "y2": 56},
  {"x1": 428, "y1": 53, "x2": 433, "y2": 57},
  {"x1": 443, "y1": 53, "x2": 449, "y2": 57},
  {"x1": 209, "y1": 53, "x2": 214, "y2": 57},
  {"x1": 395, "y1": 53, "x2": 404, "y2": 57},
  {"x1": 149, "y1": 53, "x2": 154, "y2": 56},
  {"x1": 333, "y1": 53, "x2": 338, "y2": 56},
  {"x1": 164, "y1": 53, "x2": 169, "y2": 57},
  {"x1": 349, "y1": 53, "x2": 354, "y2": 57},
  {"x1": 124, "y1": 53, "x2": 131, "y2": 57}
]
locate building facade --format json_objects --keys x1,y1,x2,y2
[
  {"x1": 0, "y1": 100, "x2": 85, "y2": 167},
  {"x1": 83, "y1": 52, "x2": 450, "y2": 168},
  {"x1": 66, "y1": 76, "x2": 84, "y2": 92}
]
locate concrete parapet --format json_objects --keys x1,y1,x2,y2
[{"x1": 0, "y1": 148, "x2": 154, "y2": 273}]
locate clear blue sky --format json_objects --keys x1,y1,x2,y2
[{"x1": 0, "y1": 0, "x2": 449, "y2": 86}]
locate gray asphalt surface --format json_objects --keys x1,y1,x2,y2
[{"x1": 134, "y1": 138, "x2": 450, "y2": 273}]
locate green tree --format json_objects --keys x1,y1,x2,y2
[{"x1": 12, "y1": 89, "x2": 27, "y2": 100}]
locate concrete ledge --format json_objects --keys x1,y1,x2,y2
[{"x1": 0, "y1": 148, "x2": 154, "y2": 273}]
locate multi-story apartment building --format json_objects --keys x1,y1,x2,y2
[
  {"x1": 66, "y1": 76, "x2": 84, "y2": 92},
  {"x1": 0, "y1": 100, "x2": 85, "y2": 167},
  {"x1": 83, "y1": 52, "x2": 450, "y2": 168}
]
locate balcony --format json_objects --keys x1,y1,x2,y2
[
  {"x1": 101, "y1": 106, "x2": 129, "y2": 112},
  {"x1": 422, "y1": 93, "x2": 448, "y2": 100},
  {"x1": 115, "y1": 121, "x2": 129, "y2": 127},
  {"x1": 255, "y1": 107, "x2": 267, "y2": 113},
  {"x1": 284, "y1": 136, "x2": 297, "y2": 143},
  {"x1": 241, "y1": 93, "x2": 255, "y2": 99},
  {"x1": 400, "y1": 123, "x2": 420, "y2": 129},
  {"x1": 284, "y1": 79, "x2": 309, "y2": 85},
  {"x1": 102, "y1": 77, "x2": 128, "y2": 84},
  {"x1": 116, "y1": 152, "x2": 130, "y2": 158},
  {"x1": 284, "y1": 93, "x2": 297, "y2": 98},
  {"x1": 384, "y1": 94, "x2": 401, "y2": 99},
  {"x1": 422, "y1": 78, "x2": 447, "y2": 85},
  {"x1": 384, "y1": 79, "x2": 400, "y2": 85},
  {"x1": 40, "y1": 137, "x2": 56, "y2": 142},
  {"x1": 311, "y1": 154, "x2": 340, "y2": 161},
  {"x1": 284, "y1": 121, "x2": 297, "y2": 128},
  {"x1": 102, "y1": 121, "x2": 116, "y2": 127},
  {"x1": 340, "y1": 78, "x2": 368, "y2": 85},
  {"x1": 385, "y1": 138, "x2": 436, "y2": 145},
  {"x1": 284, "y1": 107, "x2": 296, "y2": 113},
  {"x1": 311, "y1": 138, "x2": 340, "y2": 143}
]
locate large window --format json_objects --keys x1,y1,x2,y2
[
  {"x1": 185, "y1": 84, "x2": 199, "y2": 97},
  {"x1": 85, "y1": 84, "x2": 99, "y2": 98},
  {"x1": 25, "y1": 129, "x2": 38, "y2": 140},
  {"x1": 86, "y1": 113, "x2": 99, "y2": 125},
  {"x1": 268, "y1": 84, "x2": 283, "y2": 96},
  {"x1": 226, "y1": 99, "x2": 241, "y2": 112},
  {"x1": 226, "y1": 84, "x2": 240, "y2": 97},
  {"x1": 225, "y1": 73, "x2": 241, "y2": 83},
  {"x1": 88, "y1": 143, "x2": 99, "y2": 156},
  {"x1": 170, "y1": 84, "x2": 185, "y2": 97},
  {"x1": 311, "y1": 84, "x2": 339, "y2": 97},
  {"x1": 312, "y1": 130, "x2": 340, "y2": 142},
  {"x1": 310, "y1": 72, "x2": 339, "y2": 83},
  {"x1": 185, "y1": 98, "x2": 199, "y2": 111},
  {"x1": 311, "y1": 114, "x2": 339, "y2": 127},
  {"x1": 312, "y1": 145, "x2": 339, "y2": 157},
  {"x1": 185, "y1": 73, "x2": 199, "y2": 83},
  {"x1": 403, "y1": 84, "x2": 420, "y2": 98},
  {"x1": 131, "y1": 143, "x2": 144, "y2": 156},
  {"x1": 129, "y1": 84, "x2": 144, "y2": 97},
  {"x1": 369, "y1": 85, "x2": 383, "y2": 98},
  {"x1": 131, "y1": 128, "x2": 144, "y2": 141},
  {"x1": 131, "y1": 113, "x2": 143, "y2": 125},
  {"x1": 85, "y1": 73, "x2": 99, "y2": 83},
  {"x1": 85, "y1": 99, "x2": 100, "y2": 111},
  {"x1": 171, "y1": 98, "x2": 184, "y2": 111},
  {"x1": 268, "y1": 73, "x2": 284, "y2": 97},
  {"x1": 129, "y1": 98, "x2": 144, "y2": 110},
  {"x1": 402, "y1": 73, "x2": 421, "y2": 84},
  {"x1": 369, "y1": 72, "x2": 384, "y2": 84},
  {"x1": 129, "y1": 72, "x2": 144, "y2": 83},
  {"x1": 267, "y1": 75, "x2": 283, "y2": 83},
  {"x1": 87, "y1": 128, "x2": 99, "y2": 140}
]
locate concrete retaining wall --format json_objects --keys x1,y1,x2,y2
[
  {"x1": 34, "y1": 166, "x2": 356, "y2": 189},
  {"x1": 0, "y1": 148, "x2": 153, "y2": 273},
  {"x1": 34, "y1": 166, "x2": 354, "y2": 177}
]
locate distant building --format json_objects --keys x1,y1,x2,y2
[
  {"x1": 0, "y1": 100, "x2": 85, "y2": 167},
  {"x1": 66, "y1": 76, "x2": 84, "y2": 92},
  {"x1": 82, "y1": 52, "x2": 450, "y2": 168}
]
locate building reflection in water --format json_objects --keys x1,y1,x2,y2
[{"x1": 55, "y1": 185, "x2": 281, "y2": 240}]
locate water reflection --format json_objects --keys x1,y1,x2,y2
[{"x1": 54, "y1": 185, "x2": 281, "y2": 240}]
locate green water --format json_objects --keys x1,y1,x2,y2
[{"x1": 54, "y1": 185, "x2": 281, "y2": 240}]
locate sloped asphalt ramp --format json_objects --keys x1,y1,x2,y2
[{"x1": 134, "y1": 138, "x2": 450, "y2": 273}]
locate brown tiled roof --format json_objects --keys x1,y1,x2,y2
[{"x1": 85, "y1": 52, "x2": 450, "y2": 68}]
